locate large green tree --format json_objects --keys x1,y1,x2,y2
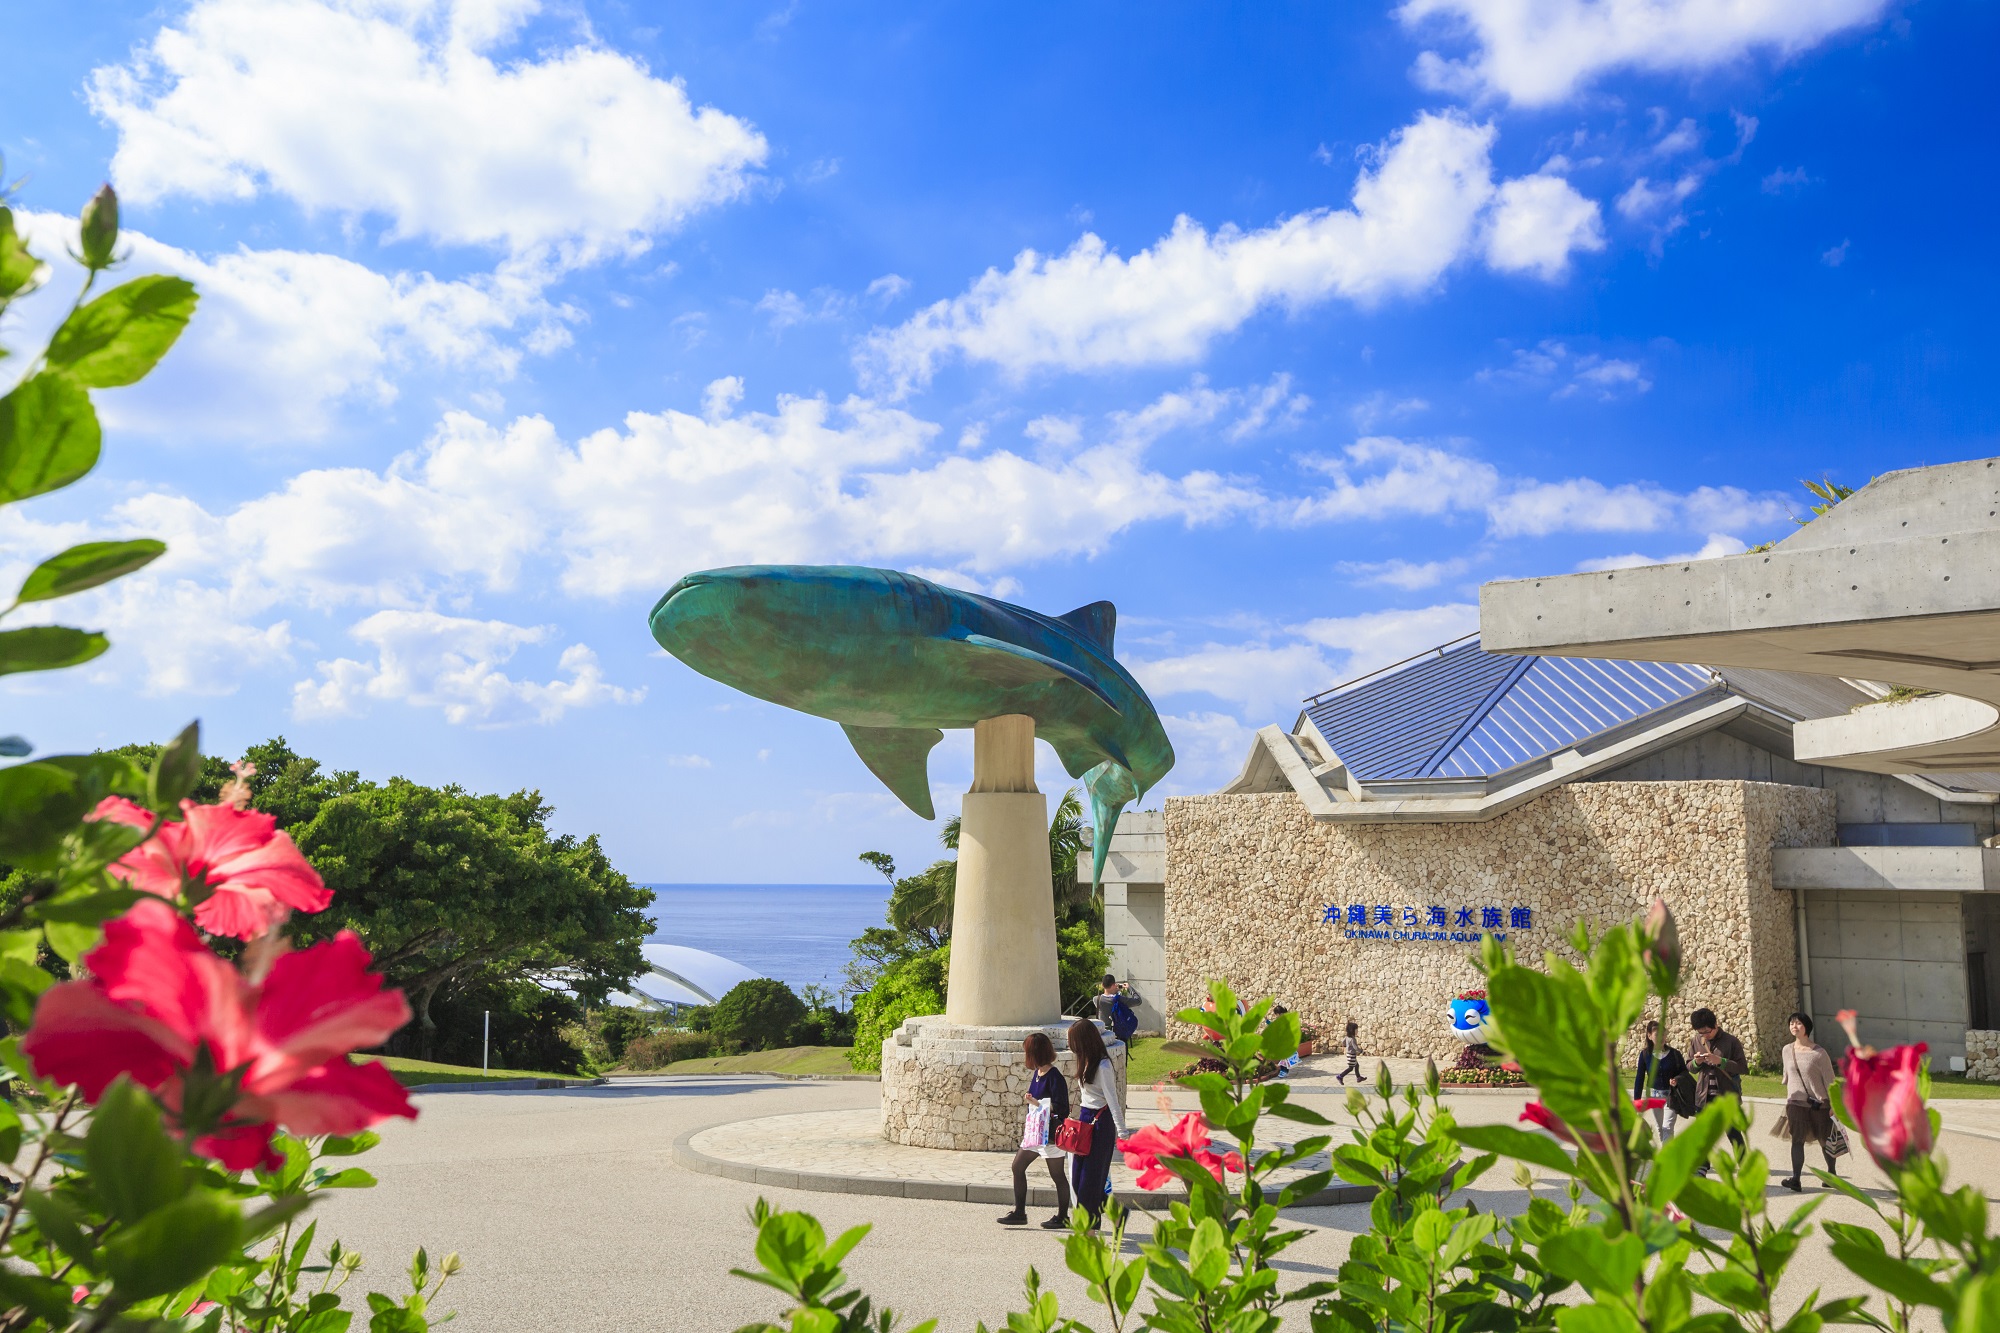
[{"x1": 291, "y1": 779, "x2": 651, "y2": 1057}]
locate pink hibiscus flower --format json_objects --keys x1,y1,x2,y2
[
  {"x1": 22, "y1": 899, "x2": 414, "y2": 1170},
  {"x1": 90, "y1": 796, "x2": 331, "y2": 940},
  {"x1": 1117, "y1": 1112, "x2": 1245, "y2": 1190},
  {"x1": 1835, "y1": 1010, "x2": 1932, "y2": 1171}
]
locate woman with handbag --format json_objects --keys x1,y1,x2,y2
[
  {"x1": 998, "y1": 1031, "x2": 1072, "y2": 1229},
  {"x1": 1063, "y1": 1019, "x2": 1125, "y2": 1231},
  {"x1": 1777, "y1": 1011, "x2": 1842, "y2": 1191}
]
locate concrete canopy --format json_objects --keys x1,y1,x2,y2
[{"x1": 1480, "y1": 457, "x2": 2000, "y2": 775}]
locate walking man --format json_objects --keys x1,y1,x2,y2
[{"x1": 1689, "y1": 1007, "x2": 1747, "y2": 1173}]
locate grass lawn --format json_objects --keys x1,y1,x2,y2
[
  {"x1": 1741, "y1": 1072, "x2": 2000, "y2": 1101},
  {"x1": 641, "y1": 1045, "x2": 865, "y2": 1078},
  {"x1": 1124, "y1": 1037, "x2": 1189, "y2": 1086},
  {"x1": 367, "y1": 1055, "x2": 584, "y2": 1086}
]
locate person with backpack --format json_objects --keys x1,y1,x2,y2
[
  {"x1": 1094, "y1": 975, "x2": 1140, "y2": 1043},
  {"x1": 997, "y1": 1031, "x2": 1072, "y2": 1229}
]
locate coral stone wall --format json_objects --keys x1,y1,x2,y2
[
  {"x1": 880, "y1": 1017, "x2": 1127, "y2": 1150},
  {"x1": 1968, "y1": 1030, "x2": 2000, "y2": 1083},
  {"x1": 1164, "y1": 782, "x2": 1834, "y2": 1068}
]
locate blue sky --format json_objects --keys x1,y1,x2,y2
[{"x1": 4, "y1": 0, "x2": 1996, "y2": 884}]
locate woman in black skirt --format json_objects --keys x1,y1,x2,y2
[
  {"x1": 1066, "y1": 1018, "x2": 1125, "y2": 1230},
  {"x1": 997, "y1": 1030, "x2": 1072, "y2": 1228}
]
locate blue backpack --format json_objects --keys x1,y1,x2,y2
[{"x1": 1109, "y1": 992, "x2": 1139, "y2": 1042}]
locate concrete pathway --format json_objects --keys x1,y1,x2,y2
[{"x1": 308, "y1": 1073, "x2": 1997, "y2": 1332}]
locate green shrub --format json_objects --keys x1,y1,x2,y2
[
  {"x1": 621, "y1": 1029, "x2": 714, "y2": 1068},
  {"x1": 711, "y1": 977, "x2": 809, "y2": 1052},
  {"x1": 849, "y1": 945, "x2": 948, "y2": 1072},
  {"x1": 1056, "y1": 918, "x2": 1110, "y2": 1013},
  {"x1": 595, "y1": 1006, "x2": 660, "y2": 1060}
]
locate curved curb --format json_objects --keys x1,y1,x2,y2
[
  {"x1": 670, "y1": 1125, "x2": 1376, "y2": 1210},
  {"x1": 407, "y1": 1076, "x2": 608, "y2": 1094}
]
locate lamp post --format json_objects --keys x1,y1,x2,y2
[{"x1": 482, "y1": 1010, "x2": 490, "y2": 1073}]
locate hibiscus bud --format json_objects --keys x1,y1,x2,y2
[
  {"x1": 1511, "y1": 1161, "x2": 1535, "y2": 1191},
  {"x1": 1841, "y1": 1041, "x2": 1932, "y2": 1172},
  {"x1": 1425, "y1": 1056, "x2": 1440, "y2": 1097},
  {"x1": 441, "y1": 1252, "x2": 464, "y2": 1277},
  {"x1": 79, "y1": 185, "x2": 118, "y2": 271},
  {"x1": 1641, "y1": 898, "x2": 1681, "y2": 993}
]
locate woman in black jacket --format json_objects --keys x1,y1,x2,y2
[
  {"x1": 998, "y1": 1031, "x2": 1073, "y2": 1229},
  {"x1": 1634, "y1": 1019, "x2": 1690, "y2": 1142}
]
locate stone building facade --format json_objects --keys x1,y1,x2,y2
[{"x1": 1162, "y1": 782, "x2": 1833, "y2": 1066}]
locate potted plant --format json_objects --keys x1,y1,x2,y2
[{"x1": 1297, "y1": 1025, "x2": 1319, "y2": 1057}]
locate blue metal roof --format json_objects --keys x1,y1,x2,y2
[{"x1": 1303, "y1": 640, "x2": 1718, "y2": 781}]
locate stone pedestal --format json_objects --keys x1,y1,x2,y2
[{"x1": 880, "y1": 1016, "x2": 1127, "y2": 1150}]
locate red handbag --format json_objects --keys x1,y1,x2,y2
[{"x1": 1053, "y1": 1115, "x2": 1094, "y2": 1156}]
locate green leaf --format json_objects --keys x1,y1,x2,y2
[
  {"x1": 1646, "y1": 1100, "x2": 1729, "y2": 1207},
  {"x1": 1542, "y1": 1229, "x2": 1646, "y2": 1296},
  {"x1": 1451, "y1": 1123, "x2": 1577, "y2": 1178},
  {"x1": 319, "y1": 1130, "x2": 382, "y2": 1157},
  {"x1": 100, "y1": 1190, "x2": 243, "y2": 1303},
  {"x1": 86, "y1": 1077, "x2": 188, "y2": 1224},
  {"x1": 0, "y1": 625, "x2": 108, "y2": 676},
  {"x1": 0, "y1": 760, "x2": 90, "y2": 865},
  {"x1": 1555, "y1": 1304, "x2": 1642, "y2": 1333},
  {"x1": 0, "y1": 371, "x2": 100, "y2": 504},
  {"x1": 15, "y1": 539, "x2": 165, "y2": 605},
  {"x1": 34, "y1": 887, "x2": 143, "y2": 926},
  {"x1": 22, "y1": 1188, "x2": 94, "y2": 1261},
  {"x1": 0, "y1": 208, "x2": 47, "y2": 302},
  {"x1": 43, "y1": 919, "x2": 101, "y2": 965},
  {"x1": 312, "y1": 1168, "x2": 377, "y2": 1189},
  {"x1": 1675, "y1": 1174, "x2": 1743, "y2": 1230},
  {"x1": 1187, "y1": 1217, "x2": 1230, "y2": 1290},
  {"x1": 1827, "y1": 1238, "x2": 1952, "y2": 1309},
  {"x1": 44, "y1": 275, "x2": 198, "y2": 388},
  {"x1": 150, "y1": 719, "x2": 202, "y2": 809},
  {"x1": 0, "y1": 956, "x2": 52, "y2": 1027},
  {"x1": 0, "y1": 1269, "x2": 78, "y2": 1325}
]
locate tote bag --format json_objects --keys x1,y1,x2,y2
[{"x1": 1021, "y1": 1098, "x2": 1052, "y2": 1151}]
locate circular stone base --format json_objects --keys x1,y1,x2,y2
[{"x1": 880, "y1": 1016, "x2": 1126, "y2": 1151}]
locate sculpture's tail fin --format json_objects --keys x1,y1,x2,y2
[{"x1": 1082, "y1": 760, "x2": 1142, "y2": 892}]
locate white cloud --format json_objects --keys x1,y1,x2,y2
[
  {"x1": 664, "y1": 753, "x2": 713, "y2": 768},
  {"x1": 1289, "y1": 436, "x2": 1501, "y2": 523},
  {"x1": 17, "y1": 211, "x2": 570, "y2": 439},
  {"x1": 1576, "y1": 532, "x2": 1749, "y2": 571},
  {"x1": 1486, "y1": 479, "x2": 1784, "y2": 538},
  {"x1": 1350, "y1": 392, "x2": 1430, "y2": 431},
  {"x1": 1156, "y1": 711, "x2": 1260, "y2": 793},
  {"x1": 1822, "y1": 239, "x2": 1851, "y2": 267},
  {"x1": 1131, "y1": 642, "x2": 1337, "y2": 718},
  {"x1": 1292, "y1": 603, "x2": 1482, "y2": 673},
  {"x1": 1336, "y1": 556, "x2": 1474, "y2": 590},
  {"x1": 866, "y1": 274, "x2": 911, "y2": 303},
  {"x1": 1484, "y1": 173, "x2": 1606, "y2": 279},
  {"x1": 1481, "y1": 340, "x2": 1651, "y2": 401},
  {"x1": 1400, "y1": 0, "x2": 1897, "y2": 106},
  {"x1": 1762, "y1": 166, "x2": 1811, "y2": 193},
  {"x1": 293, "y1": 610, "x2": 641, "y2": 725},
  {"x1": 859, "y1": 112, "x2": 1601, "y2": 394},
  {"x1": 91, "y1": 0, "x2": 767, "y2": 262},
  {"x1": 1616, "y1": 174, "x2": 1702, "y2": 224}
]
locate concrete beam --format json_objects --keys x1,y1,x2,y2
[
  {"x1": 1773, "y1": 845, "x2": 2000, "y2": 893},
  {"x1": 1480, "y1": 456, "x2": 2000, "y2": 774}
]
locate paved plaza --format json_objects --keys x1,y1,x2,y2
[{"x1": 311, "y1": 1066, "x2": 2000, "y2": 1331}]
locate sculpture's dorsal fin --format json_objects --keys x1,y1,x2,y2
[
  {"x1": 956, "y1": 634, "x2": 1122, "y2": 715},
  {"x1": 840, "y1": 724, "x2": 943, "y2": 820},
  {"x1": 1056, "y1": 601, "x2": 1116, "y2": 653}
]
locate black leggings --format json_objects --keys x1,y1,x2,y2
[
  {"x1": 1791, "y1": 1135, "x2": 1837, "y2": 1179},
  {"x1": 1069, "y1": 1107, "x2": 1117, "y2": 1225},
  {"x1": 1012, "y1": 1149, "x2": 1071, "y2": 1213},
  {"x1": 1335, "y1": 1058, "x2": 1361, "y2": 1084}
]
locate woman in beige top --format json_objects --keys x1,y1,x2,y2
[{"x1": 1779, "y1": 1011, "x2": 1839, "y2": 1191}]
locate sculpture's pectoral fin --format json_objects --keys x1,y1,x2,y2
[
  {"x1": 841, "y1": 724, "x2": 943, "y2": 820},
  {"x1": 956, "y1": 634, "x2": 1123, "y2": 715},
  {"x1": 1082, "y1": 760, "x2": 1142, "y2": 893}
]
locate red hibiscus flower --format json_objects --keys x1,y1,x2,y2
[
  {"x1": 1117, "y1": 1112, "x2": 1245, "y2": 1189},
  {"x1": 90, "y1": 797, "x2": 332, "y2": 941},
  {"x1": 1834, "y1": 1011, "x2": 1931, "y2": 1171},
  {"x1": 22, "y1": 899, "x2": 414, "y2": 1170},
  {"x1": 1520, "y1": 1099, "x2": 1662, "y2": 1153}
]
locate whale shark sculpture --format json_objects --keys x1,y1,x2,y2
[{"x1": 649, "y1": 565, "x2": 1174, "y2": 887}]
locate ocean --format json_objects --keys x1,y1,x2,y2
[{"x1": 643, "y1": 883, "x2": 891, "y2": 998}]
